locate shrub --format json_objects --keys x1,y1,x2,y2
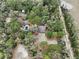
[
  {"x1": 6, "y1": 0, "x2": 34, "y2": 12},
  {"x1": 52, "y1": 32, "x2": 58, "y2": 38},
  {"x1": 46, "y1": 31, "x2": 64, "y2": 39},
  {"x1": 57, "y1": 31, "x2": 65, "y2": 38},
  {"x1": 0, "y1": 52, "x2": 4, "y2": 59},
  {"x1": 28, "y1": 6, "x2": 43, "y2": 25},
  {"x1": 43, "y1": 55, "x2": 50, "y2": 59},
  {"x1": 6, "y1": 0, "x2": 18, "y2": 10},
  {"x1": 5, "y1": 38, "x2": 14, "y2": 48},
  {"x1": 43, "y1": 44, "x2": 62, "y2": 59},
  {"x1": 48, "y1": 44, "x2": 62, "y2": 53},
  {"x1": 46, "y1": 31, "x2": 52, "y2": 38},
  {"x1": 9, "y1": 19, "x2": 21, "y2": 33},
  {"x1": 40, "y1": 41, "x2": 48, "y2": 50},
  {"x1": 47, "y1": 19, "x2": 64, "y2": 32},
  {"x1": 29, "y1": 16, "x2": 41, "y2": 25},
  {"x1": 40, "y1": 41, "x2": 48, "y2": 46},
  {"x1": 18, "y1": 31, "x2": 25, "y2": 39}
]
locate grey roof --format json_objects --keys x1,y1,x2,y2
[{"x1": 38, "y1": 26, "x2": 46, "y2": 33}]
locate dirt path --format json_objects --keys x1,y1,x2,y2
[
  {"x1": 37, "y1": 33, "x2": 58, "y2": 44},
  {"x1": 12, "y1": 44, "x2": 29, "y2": 59},
  {"x1": 65, "y1": 0, "x2": 79, "y2": 31},
  {"x1": 59, "y1": 6, "x2": 75, "y2": 59}
]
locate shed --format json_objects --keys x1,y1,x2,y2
[{"x1": 38, "y1": 25, "x2": 46, "y2": 33}]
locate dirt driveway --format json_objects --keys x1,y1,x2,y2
[{"x1": 65, "y1": 0, "x2": 79, "y2": 31}]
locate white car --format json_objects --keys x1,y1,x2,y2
[
  {"x1": 60, "y1": 0, "x2": 73, "y2": 11},
  {"x1": 21, "y1": 25, "x2": 30, "y2": 31}
]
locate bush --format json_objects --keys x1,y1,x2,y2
[
  {"x1": 43, "y1": 44, "x2": 62, "y2": 59},
  {"x1": 48, "y1": 44, "x2": 62, "y2": 53},
  {"x1": 46, "y1": 31, "x2": 52, "y2": 38},
  {"x1": 57, "y1": 31, "x2": 65, "y2": 38},
  {"x1": 9, "y1": 19, "x2": 21, "y2": 33},
  {"x1": 43, "y1": 55, "x2": 50, "y2": 59},
  {"x1": 29, "y1": 16, "x2": 41, "y2": 25},
  {"x1": 6, "y1": 0, "x2": 18, "y2": 10},
  {"x1": 28, "y1": 6, "x2": 43, "y2": 25},
  {"x1": 5, "y1": 38, "x2": 14, "y2": 48},
  {"x1": 52, "y1": 32, "x2": 58, "y2": 38},
  {"x1": 40, "y1": 41, "x2": 48, "y2": 50},
  {"x1": 6, "y1": 0, "x2": 34, "y2": 12},
  {"x1": 0, "y1": 52, "x2": 4, "y2": 59},
  {"x1": 46, "y1": 31, "x2": 64, "y2": 39},
  {"x1": 18, "y1": 31, "x2": 25, "y2": 39},
  {"x1": 47, "y1": 19, "x2": 64, "y2": 32}
]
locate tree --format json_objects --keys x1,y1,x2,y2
[
  {"x1": 6, "y1": 0, "x2": 17, "y2": 10},
  {"x1": 46, "y1": 31, "x2": 52, "y2": 38},
  {"x1": 0, "y1": 20, "x2": 5, "y2": 28},
  {"x1": 43, "y1": 0, "x2": 59, "y2": 20},
  {"x1": 43, "y1": 55, "x2": 50, "y2": 59},
  {"x1": 48, "y1": 44, "x2": 62, "y2": 53},
  {"x1": 57, "y1": 31, "x2": 65, "y2": 38},
  {"x1": 0, "y1": 1, "x2": 6, "y2": 12},
  {"x1": 18, "y1": 31, "x2": 25, "y2": 39},
  {"x1": 54, "y1": 20, "x2": 64, "y2": 32},
  {"x1": 9, "y1": 19, "x2": 21, "y2": 33},
  {"x1": 0, "y1": 52, "x2": 4, "y2": 59},
  {"x1": 47, "y1": 19, "x2": 64, "y2": 32},
  {"x1": 28, "y1": 13, "x2": 42, "y2": 25},
  {"x1": 40, "y1": 41, "x2": 48, "y2": 50},
  {"x1": 5, "y1": 38, "x2": 15, "y2": 48},
  {"x1": 6, "y1": 0, "x2": 34, "y2": 12}
]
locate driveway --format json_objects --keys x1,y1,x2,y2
[{"x1": 65, "y1": 0, "x2": 79, "y2": 31}]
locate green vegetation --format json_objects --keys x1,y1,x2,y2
[
  {"x1": 46, "y1": 30, "x2": 64, "y2": 39},
  {"x1": 46, "y1": 31, "x2": 53, "y2": 38},
  {"x1": 0, "y1": 0, "x2": 66, "y2": 59},
  {"x1": 42, "y1": 44, "x2": 62, "y2": 59},
  {"x1": 39, "y1": 41, "x2": 62, "y2": 59},
  {"x1": 5, "y1": 38, "x2": 15, "y2": 48},
  {"x1": 27, "y1": 5, "x2": 48, "y2": 25},
  {"x1": 43, "y1": 55, "x2": 50, "y2": 59},
  {"x1": 6, "y1": 0, "x2": 34, "y2": 12},
  {"x1": 18, "y1": 31, "x2": 25, "y2": 39},
  {"x1": 44, "y1": 2, "x2": 64, "y2": 39},
  {"x1": 9, "y1": 19, "x2": 21, "y2": 33},
  {"x1": 0, "y1": 52, "x2": 4, "y2": 59}
]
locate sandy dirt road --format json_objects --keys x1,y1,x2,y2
[
  {"x1": 65, "y1": 0, "x2": 79, "y2": 31},
  {"x1": 59, "y1": 7, "x2": 75, "y2": 59}
]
